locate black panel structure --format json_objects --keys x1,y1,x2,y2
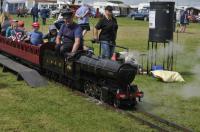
[{"x1": 149, "y1": 1, "x2": 175, "y2": 42}]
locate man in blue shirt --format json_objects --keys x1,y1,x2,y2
[
  {"x1": 56, "y1": 10, "x2": 83, "y2": 55},
  {"x1": 75, "y1": 3, "x2": 90, "y2": 37}
]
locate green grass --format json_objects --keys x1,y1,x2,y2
[
  {"x1": 0, "y1": 70, "x2": 152, "y2": 132},
  {"x1": 0, "y1": 16, "x2": 200, "y2": 131}
]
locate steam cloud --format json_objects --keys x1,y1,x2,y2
[{"x1": 181, "y1": 48, "x2": 200, "y2": 99}]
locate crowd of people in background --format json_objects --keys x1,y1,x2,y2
[
  {"x1": 0, "y1": 3, "x2": 195, "y2": 58},
  {"x1": 0, "y1": 12, "x2": 55, "y2": 45},
  {"x1": 0, "y1": 4, "x2": 118, "y2": 58},
  {"x1": 31, "y1": 5, "x2": 50, "y2": 25}
]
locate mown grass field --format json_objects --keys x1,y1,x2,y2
[{"x1": 0, "y1": 16, "x2": 200, "y2": 131}]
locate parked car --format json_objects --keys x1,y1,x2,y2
[
  {"x1": 129, "y1": 9, "x2": 149, "y2": 21},
  {"x1": 188, "y1": 15, "x2": 199, "y2": 23},
  {"x1": 51, "y1": 9, "x2": 60, "y2": 18},
  {"x1": 196, "y1": 15, "x2": 200, "y2": 23}
]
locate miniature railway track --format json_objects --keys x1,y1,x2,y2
[
  {"x1": 43, "y1": 72, "x2": 193, "y2": 132},
  {"x1": 133, "y1": 110, "x2": 193, "y2": 132},
  {"x1": 71, "y1": 90, "x2": 193, "y2": 132},
  {"x1": 126, "y1": 110, "x2": 193, "y2": 132}
]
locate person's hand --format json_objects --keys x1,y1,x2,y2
[
  {"x1": 94, "y1": 37, "x2": 99, "y2": 43},
  {"x1": 55, "y1": 43, "x2": 60, "y2": 48},
  {"x1": 91, "y1": 38, "x2": 98, "y2": 43}
]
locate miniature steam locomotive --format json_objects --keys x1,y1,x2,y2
[{"x1": 0, "y1": 36, "x2": 143, "y2": 108}]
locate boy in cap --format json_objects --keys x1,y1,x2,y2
[
  {"x1": 6, "y1": 20, "x2": 17, "y2": 38},
  {"x1": 18, "y1": 20, "x2": 25, "y2": 31},
  {"x1": 56, "y1": 10, "x2": 83, "y2": 55},
  {"x1": 43, "y1": 25, "x2": 57, "y2": 43},
  {"x1": 26, "y1": 22, "x2": 43, "y2": 45}
]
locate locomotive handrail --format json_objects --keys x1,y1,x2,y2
[
  {"x1": 91, "y1": 39, "x2": 129, "y2": 57},
  {"x1": 91, "y1": 40, "x2": 129, "y2": 51}
]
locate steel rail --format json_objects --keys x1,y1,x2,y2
[{"x1": 136, "y1": 110, "x2": 193, "y2": 132}]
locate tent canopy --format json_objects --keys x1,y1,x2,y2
[{"x1": 6, "y1": 0, "x2": 27, "y2": 3}]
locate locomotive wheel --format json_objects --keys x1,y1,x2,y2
[
  {"x1": 100, "y1": 87, "x2": 108, "y2": 103},
  {"x1": 100, "y1": 90, "x2": 106, "y2": 103},
  {"x1": 114, "y1": 98, "x2": 121, "y2": 108}
]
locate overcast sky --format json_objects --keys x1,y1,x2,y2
[{"x1": 82, "y1": 0, "x2": 200, "y2": 6}]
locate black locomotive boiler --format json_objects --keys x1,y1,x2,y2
[{"x1": 42, "y1": 44, "x2": 143, "y2": 107}]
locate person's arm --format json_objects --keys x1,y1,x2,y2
[
  {"x1": 31, "y1": 8, "x2": 33, "y2": 15},
  {"x1": 71, "y1": 27, "x2": 82, "y2": 53},
  {"x1": 94, "y1": 18, "x2": 103, "y2": 40},
  {"x1": 71, "y1": 37, "x2": 80, "y2": 52},
  {"x1": 43, "y1": 33, "x2": 48, "y2": 39},
  {"x1": 94, "y1": 28, "x2": 99, "y2": 40},
  {"x1": 115, "y1": 18, "x2": 118, "y2": 40},
  {"x1": 75, "y1": 9, "x2": 81, "y2": 18},
  {"x1": 82, "y1": 8, "x2": 89, "y2": 18},
  {"x1": 6, "y1": 28, "x2": 10, "y2": 37},
  {"x1": 56, "y1": 35, "x2": 61, "y2": 45},
  {"x1": 24, "y1": 32, "x2": 30, "y2": 42},
  {"x1": 40, "y1": 33, "x2": 44, "y2": 44},
  {"x1": 56, "y1": 25, "x2": 63, "y2": 46}
]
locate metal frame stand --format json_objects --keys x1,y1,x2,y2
[
  {"x1": 147, "y1": 41, "x2": 174, "y2": 74},
  {"x1": 139, "y1": 53, "x2": 147, "y2": 75}
]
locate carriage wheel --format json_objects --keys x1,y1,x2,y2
[{"x1": 83, "y1": 81, "x2": 92, "y2": 96}]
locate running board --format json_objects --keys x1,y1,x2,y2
[{"x1": 0, "y1": 54, "x2": 47, "y2": 87}]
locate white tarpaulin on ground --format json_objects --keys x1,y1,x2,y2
[
  {"x1": 6, "y1": 0, "x2": 27, "y2": 3},
  {"x1": 151, "y1": 70, "x2": 185, "y2": 82}
]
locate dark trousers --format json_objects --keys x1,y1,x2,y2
[
  {"x1": 32, "y1": 15, "x2": 38, "y2": 22},
  {"x1": 55, "y1": 44, "x2": 71, "y2": 56},
  {"x1": 42, "y1": 18, "x2": 46, "y2": 25}
]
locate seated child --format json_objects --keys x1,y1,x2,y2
[
  {"x1": 43, "y1": 25, "x2": 57, "y2": 43},
  {"x1": 6, "y1": 20, "x2": 17, "y2": 38},
  {"x1": 27, "y1": 22, "x2": 43, "y2": 45},
  {"x1": 17, "y1": 20, "x2": 27, "y2": 40},
  {"x1": 18, "y1": 20, "x2": 25, "y2": 31},
  {"x1": 10, "y1": 21, "x2": 26, "y2": 42}
]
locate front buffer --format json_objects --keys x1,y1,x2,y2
[{"x1": 114, "y1": 85, "x2": 144, "y2": 108}]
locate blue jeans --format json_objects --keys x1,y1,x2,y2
[{"x1": 100, "y1": 41, "x2": 115, "y2": 59}]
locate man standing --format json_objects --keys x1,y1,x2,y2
[
  {"x1": 56, "y1": 10, "x2": 83, "y2": 55},
  {"x1": 75, "y1": 3, "x2": 90, "y2": 37},
  {"x1": 40, "y1": 7, "x2": 49, "y2": 25},
  {"x1": 180, "y1": 9, "x2": 189, "y2": 33},
  {"x1": 31, "y1": 5, "x2": 40, "y2": 22},
  {"x1": 94, "y1": 6, "x2": 118, "y2": 59}
]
